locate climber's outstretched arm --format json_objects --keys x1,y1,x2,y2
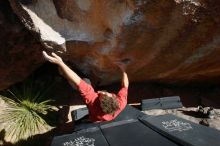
[
  {"x1": 121, "y1": 71, "x2": 129, "y2": 88},
  {"x1": 115, "y1": 61, "x2": 129, "y2": 88},
  {"x1": 42, "y1": 51, "x2": 81, "y2": 86}
]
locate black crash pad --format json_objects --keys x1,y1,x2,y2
[
  {"x1": 73, "y1": 105, "x2": 145, "y2": 131},
  {"x1": 51, "y1": 127, "x2": 108, "y2": 146},
  {"x1": 52, "y1": 119, "x2": 180, "y2": 146},
  {"x1": 140, "y1": 114, "x2": 220, "y2": 146},
  {"x1": 72, "y1": 105, "x2": 144, "y2": 122},
  {"x1": 112, "y1": 104, "x2": 145, "y2": 121},
  {"x1": 141, "y1": 96, "x2": 183, "y2": 110},
  {"x1": 100, "y1": 119, "x2": 179, "y2": 146},
  {"x1": 71, "y1": 107, "x2": 88, "y2": 121}
]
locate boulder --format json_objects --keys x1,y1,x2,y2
[
  {"x1": 1, "y1": 0, "x2": 220, "y2": 89},
  {"x1": 0, "y1": 0, "x2": 44, "y2": 90}
]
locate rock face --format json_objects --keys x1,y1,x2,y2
[
  {"x1": 1, "y1": 0, "x2": 220, "y2": 89},
  {"x1": 0, "y1": 0, "x2": 44, "y2": 90}
]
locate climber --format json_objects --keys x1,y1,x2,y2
[{"x1": 42, "y1": 51, "x2": 129, "y2": 122}]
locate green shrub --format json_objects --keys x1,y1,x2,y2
[{"x1": 0, "y1": 81, "x2": 55, "y2": 144}]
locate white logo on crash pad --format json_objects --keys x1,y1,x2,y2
[
  {"x1": 162, "y1": 119, "x2": 192, "y2": 132},
  {"x1": 63, "y1": 136, "x2": 95, "y2": 146}
]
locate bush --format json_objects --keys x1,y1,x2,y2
[{"x1": 0, "y1": 80, "x2": 55, "y2": 144}]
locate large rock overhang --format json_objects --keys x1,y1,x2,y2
[{"x1": 2, "y1": 0, "x2": 220, "y2": 88}]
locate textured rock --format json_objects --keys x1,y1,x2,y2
[
  {"x1": 0, "y1": 0, "x2": 44, "y2": 90},
  {"x1": 1, "y1": 0, "x2": 220, "y2": 89}
]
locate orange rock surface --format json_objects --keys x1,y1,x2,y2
[{"x1": 1, "y1": 0, "x2": 220, "y2": 89}]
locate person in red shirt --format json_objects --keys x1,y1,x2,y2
[{"x1": 42, "y1": 51, "x2": 129, "y2": 122}]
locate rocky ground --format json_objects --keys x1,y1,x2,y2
[{"x1": 142, "y1": 106, "x2": 220, "y2": 130}]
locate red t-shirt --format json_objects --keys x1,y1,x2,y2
[{"x1": 78, "y1": 80, "x2": 128, "y2": 122}]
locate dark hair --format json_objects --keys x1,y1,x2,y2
[{"x1": 99, "y1": 95, "x2": 119, "y2": 115}]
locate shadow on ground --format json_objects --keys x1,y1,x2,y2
[{"x1": 178, "y1": 110, "x2": 207, "y2": 118}]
